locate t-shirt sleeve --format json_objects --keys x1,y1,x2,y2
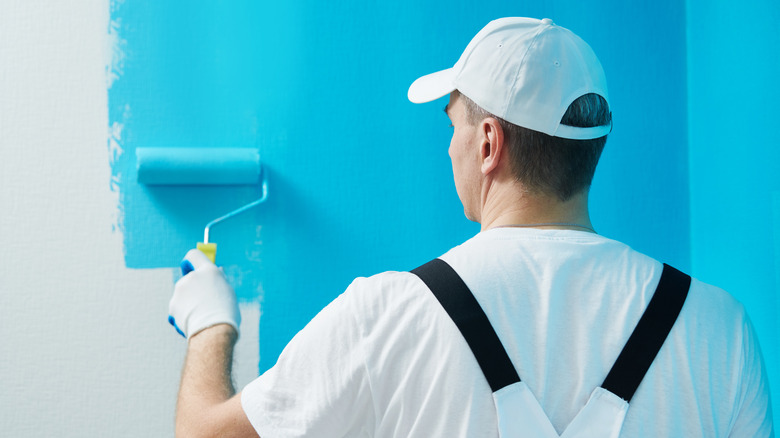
[
  {"x1": 728, "y1": 313, "x2": 774, "y2": 437},
  {"x1": 240, "y1": 280, "x2": 375, "y2": 437}
]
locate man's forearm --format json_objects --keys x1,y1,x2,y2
[{"x1": 175, "y1": 324, "x2": 238, "y2": 437}]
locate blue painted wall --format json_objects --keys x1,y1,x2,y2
[
  {"x1": 687, "y1": 0, "x2": 780, "y2": 424},
  {"x1": 111, "y1": 4, "x2": 777, "y2": 427},
  {"x1": 110, "y1": 0, "x2": 692, "y2": 375}
]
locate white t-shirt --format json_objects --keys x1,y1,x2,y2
[{"x1": 241, "y1": 228, "x2": 773, "y2": 437}]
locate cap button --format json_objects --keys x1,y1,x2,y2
[{"x1": 541, "y1": 18, "x2": 554, "y2": 25}]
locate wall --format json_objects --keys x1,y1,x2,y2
[
  {"x1": 0, "y1": 1, "x2": 257, "y2": 436},
  {"x1": 0, "y1": 0, "x2": 773, "y2": 436},
  {"x1": 109, "y1": 0, "x2": 689, "y2": 375},
  {"x1": 687, "y1": 0, "x2": 780, "y2": 424}
]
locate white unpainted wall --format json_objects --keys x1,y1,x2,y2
[{"x1": 0, "y1": 2, "x2": 259, "y2": 436}]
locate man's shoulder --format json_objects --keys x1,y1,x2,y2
[
  {"x1": 683, "y1": 277, "x2": 749, "y2": 333},
  {"x1": 341, "y1": 269, "x2": 436, "y2": 317},
  {"x1": 347, "y1": 269, "x2": 426, "y2": 291}
]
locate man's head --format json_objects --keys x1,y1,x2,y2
[
  {"x1": 456, "y1": 90, "x2": 609, "y2": 201},
  {"x1": 410, "y1": 17, "x2": 611, "y2": 206}
]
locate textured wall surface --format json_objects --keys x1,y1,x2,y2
[
  {"x1": 687, "y1": 0, "x2": 780, "y2": 425},
  {"x1": 109, "y1": 0, "x2": 690, "y2": 375},
  {"x1": 0, "y1": 1, "x2": 257, "y2": 436}
]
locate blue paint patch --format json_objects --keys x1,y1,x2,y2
[
  {"x1": 110, "y1": 1, "x2": 694, "y2": 373},
  {"x1": 688, "y1": 0, "x2": 780, "y2": 425}
]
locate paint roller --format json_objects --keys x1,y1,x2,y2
[{"x1": 136, "y1": 147, "x2": 268, "y2": 266}]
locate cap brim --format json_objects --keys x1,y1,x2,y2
[{"x1": 408, "y1": 68, "x2": 457, "y2": 103}]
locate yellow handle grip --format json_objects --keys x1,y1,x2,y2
[{"x1": 196, "y1": 242, "x2": 217, "y2": 264}]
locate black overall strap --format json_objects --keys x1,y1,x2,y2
[
  {"x1": 601, "y1": 263, "x2": 691, "y2": 402},
  {"x1": 411, "y1": 258, "x2": 692, "y2": 402},
  {"x1": 411, "y1": 258, "x2": 520, "y2": 392}
]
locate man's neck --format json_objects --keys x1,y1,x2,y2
[{"x1": 478, "y1": 188, "x2": 594, "y2": 233}]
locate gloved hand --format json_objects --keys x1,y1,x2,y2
[{"x1": 168, "y1": 249, "x2": 241, "y2": 339}]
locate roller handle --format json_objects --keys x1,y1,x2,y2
[{"x1": 180, "y1": 243, "x2": 218, "y2": 275}]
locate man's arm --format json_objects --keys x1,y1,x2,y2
[
  {"x1": 728, "y1": 315, "x2": 774, "y2": 437},
  {"x1": 167, "y1": 249, "x2": 259, "y2": 438},
  {"x1": 175, "y1": 323, "x2": 258, "y2": 438}
]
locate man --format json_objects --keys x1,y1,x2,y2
[{"x1": 168, "y1": 17, "x2": 773, "y2": 437}]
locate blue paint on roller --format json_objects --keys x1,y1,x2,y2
[{"x1": 136, "y1": 147, "x2": 261, "y2": 185}]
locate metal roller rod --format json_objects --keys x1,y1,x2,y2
[{"x1": 203, "y1": 177, "x2": 268, "y2": 244}]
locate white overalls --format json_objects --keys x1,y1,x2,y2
[{"x1": 411, "y1": 259, "x2": 691, "y2": 438}]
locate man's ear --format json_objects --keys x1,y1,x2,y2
[{"x1": 480, "y1": 117, "x2": 505, "y2": 175}]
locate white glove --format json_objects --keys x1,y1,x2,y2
[{"x1": 168, "y1": 249, "x2": 241, "y2": 339}]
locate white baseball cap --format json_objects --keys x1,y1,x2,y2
[{"x1": 408, "y1": 17, "x2": 611, "y2": 140}]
